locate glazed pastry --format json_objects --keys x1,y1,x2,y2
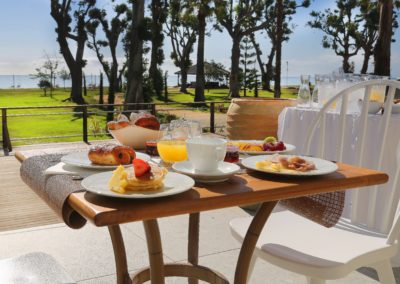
[
  {"x1": 131, "y1": 113, "x2": 160, "y2": 130},
  {"x1": 88, "y1": 144, "x2": 136, "y2": 165},
  {"x1": 107, "y1": 120, "x2": 130, "y2": 130}
]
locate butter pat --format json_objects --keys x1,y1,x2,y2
[{"x1": 108, "y1": 165, "x2": 128, "y2": 194}]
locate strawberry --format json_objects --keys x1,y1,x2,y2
[{"x1": 133, "y1": 159, "x2": 151, "y2": 177}]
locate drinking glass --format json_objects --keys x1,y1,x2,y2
[
  {"x1": 297, "y1": 75, "x2": 311, "y2": 108},
  {"x1": 157, "y1": 122, "x2": 189, "y2": 164}
]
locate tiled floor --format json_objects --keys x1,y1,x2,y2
[{"x1": 0, "y1": 207, "x2": 389, "y2": 283}]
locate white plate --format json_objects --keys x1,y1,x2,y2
[
  {"x1": 231, "y1": 140, "x2": 296, "y2": 155},
  {"x1": 241, "y1": 155, "x2": 338, "y2": 176},
  {"x1": 81, "y1": 171, "x2": 194, "y2": 199},
  {"x1": 61, "y1": 151, "x2": 150, "y2": 170},
  {"x1": 172, "y1": 161, "x2": 240, "y2": 183}
]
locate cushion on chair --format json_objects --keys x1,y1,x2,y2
[
  {"x1": 230, "y1": 211, "x2": 396, "y2": 277},
  {"x1": 0, "y1": 252, "x2": 76, "y2": 284}
]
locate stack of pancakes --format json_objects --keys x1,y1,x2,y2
[{"x1": 108, "y1": 165, "x2": 167, "y2": 194}]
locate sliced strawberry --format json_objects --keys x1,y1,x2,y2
[{"x1": 133, "y1": 159, "x2": 151, "y2": 177}]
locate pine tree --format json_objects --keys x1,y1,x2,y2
[{"x1": 240, "y1": 35, "x2": 257, "y2": 97}]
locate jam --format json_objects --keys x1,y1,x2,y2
[
  {"x1": 145, "y1": 140, "x2": 159, "y2": 156},
  {"x1": 224, "y1": 145, "x2": 239, "y2": 163}
]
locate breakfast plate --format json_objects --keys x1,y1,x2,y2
[
  {"x1": 230, "y1": 140, "x2": 296, "y2": 155},
  {"x1": 61, "y1": 151, "x2": 150, "y2": 170},
  {"x1": 172, "y1": 161, "x2": 241, "y2": 183},
  {"x1": 241, "y1": 155, "x2": 338, "y2": 176},
  {"x1": 81, "y1": 171, "x2": 194, "y2": 199}
]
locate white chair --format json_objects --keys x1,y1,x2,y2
[
  {"x1": 0, "y1": 252, "x2": 76, "y2": 283},
  {"x1": 230, "y1": 80, "x2": 400, "y2": 283}
]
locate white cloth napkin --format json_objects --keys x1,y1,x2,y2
[{"x1": 44, "y1": 162, "x2": 100, "y2": 178}]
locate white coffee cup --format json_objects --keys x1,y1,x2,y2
[{"x1": 186, "y1": 137, "x2": 227, "y2": 172}]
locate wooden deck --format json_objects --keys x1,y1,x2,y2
[
  {"x1": 0, "y1": 156, "x2": 60, "y2": 231},
  {"x1": 0, "y1": 141, "x2": 114, "y2": 231}
]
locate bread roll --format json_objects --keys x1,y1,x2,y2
[
  {"x1": 88, "y1": 144, "x2": 136, "y2": 165},
  {"x1": 131, "y1": 113, "x2": 160, "y2": 130},
  {"x1": 107, "y1": 121, "x2": 130, "y2": 130}
]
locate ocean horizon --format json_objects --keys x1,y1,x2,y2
[{"x1": 0, "y1": 74, "x2": 301, "y2": 90}]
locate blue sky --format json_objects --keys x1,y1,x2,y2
[{"x1": 0, "y1": 0, "x2": 399, "y2": 78}]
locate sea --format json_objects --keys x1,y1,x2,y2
[{"x1": 0, "y1": 74, "x2": 301, "y2": 89}]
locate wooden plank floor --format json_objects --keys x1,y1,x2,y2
[{"x1": 0, "y1": 156, "x2": 60, "y2": 232}]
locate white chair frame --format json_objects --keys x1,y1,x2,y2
[{"x1": 230, "y1": 79, "x2": 400, "y2": 283}]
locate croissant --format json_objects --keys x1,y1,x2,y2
[{"x1": 88, "y1": 144, "x2": 136, "y2": 165}]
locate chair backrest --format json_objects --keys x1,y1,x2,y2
[{"x1": 303, "y1": 79, "x2": 400, "y2": 242}]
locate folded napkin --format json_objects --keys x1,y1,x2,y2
[
  {"x1": 45, "y1": 162, "x2": 100, "y2": 178},
  {"x1": 21, "y1": 154, "x2": 87, "y2": 229}
]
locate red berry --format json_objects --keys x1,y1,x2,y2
[{"x1": 133, "y1": 159, "x2": 151, "y2": 177}]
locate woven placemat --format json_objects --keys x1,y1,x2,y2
[
  {"x1": 20, "y1": 154, "x2": 86, "y2": 229},
  {"x1": 279, "y1": 191, "x2": 345, "y2": 228}
]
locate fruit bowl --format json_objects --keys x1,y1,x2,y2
[{"x1": 109, "y1": 125, "x2": 160, "y2": 149}]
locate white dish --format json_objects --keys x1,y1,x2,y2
[
  {"x1": 61, "y1": 151, "x2": 150, "y2": 170},
  {"x1": 231, "y1": 140, "x2": 296, "y2": 155},
  {"x1": 172, "y1": 161, "x2": 240, "y2": 183},
  {"x1": 109, "y1": 125, "x2": 160, "y2": 149},
  {"x1": 241, "y1": 155, "x2": 338, "y2": 176},
  {"x1": 81, "y1": 171, "x2": 194, "y2": 199}
]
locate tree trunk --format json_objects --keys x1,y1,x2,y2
[
  {"x1": 342, "y1": 54, "x2": 351, "y2": 73},
  {"x1": 360, "y1": 49, "x2": 371, "y2": 74},
  {"x1": 250, "y1": 34, "x2": 267, "y2": 91},
  {"x1": 149, "y1": 0, "x2": 164, "y2": 99},
  {"x1": 126, "y1": 0, "x2": 145, "y2": 106},
  {"x1": 229, "y1": 37, "x2": 241, "y2": 98},
  {"x1": 56, "y1": 36, "x2": 85, "y2": 104},
  {"x1": 164, "y1": 72, "x2": 168, "y2": 102},
  {"x1": 99, "y1": 73, "x2": 104, "y2": 105},
  {"x1": 107, "y1": 71, "x2": 117, "y2": 122},
  {"x1": 194, "y1": 8, "x2": 206, "y2": 102},
  {"x1": 265, "y1": 46, "x2": 275, "y2": 91},
  {"x1": 83, "y1": 74, "x2": 87, "y2": 96},
  {"x1": 374, "y1": 0, "x2": 393, "y2": 76},
  {"x1": 70, "y1": 66, "x2": 85, "y2": 104},
  {"x1": 180, "y1": 67, "x2": 188, "y2": 93},
  {"x1": 274, "y1": 0, "x2": 283, "y2": 98}
]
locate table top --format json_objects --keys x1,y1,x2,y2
[{"x1": 16, "y1": 150, "x2": 388, "y2": 227}]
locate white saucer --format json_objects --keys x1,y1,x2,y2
[{"x1": 172, "y1": 161, "x2": 240, "y2": 183}]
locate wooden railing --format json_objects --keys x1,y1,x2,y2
[{"x1": 1, "y1": 101, "x2": 230, "y2": 155}]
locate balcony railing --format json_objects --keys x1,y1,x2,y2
[{"x1": 1, "y1": 101, "x2": 230, "y2": 155}]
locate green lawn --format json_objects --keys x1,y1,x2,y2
[
  {"x1": 0, "y1": 87, "x2": 297, "y2": 147},
  {"x1": 159, "y1": 87, "x2": 297, "y2": 103}
]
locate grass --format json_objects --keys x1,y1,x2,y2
[
  {"x1": 159, "y1": 87, "x2": 297, "y2": 103},
  {"x1": 0, "y1": 86, "x2": 297, "y2": 147}
]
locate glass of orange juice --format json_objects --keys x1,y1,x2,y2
[
  {"x1": 156, "y1": 122, "x2": 190, "y2": 164},
  {"x1": 157, "y1": 140, "x2": 188, "y2": 164}
]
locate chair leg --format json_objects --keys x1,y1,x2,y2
[
  {"x1": 372, "y1": 261, "x2": 396, "y2": 284},
  {"x1": 306, "y1": 276, "x2": 325, "y2": 284},
  {"x1": 247, "y1": 254, "x2": 257, "y2": 283}
]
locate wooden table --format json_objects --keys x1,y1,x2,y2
[{"x1": 15, "y1": 151, "x2": 388, "y2": 284}]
